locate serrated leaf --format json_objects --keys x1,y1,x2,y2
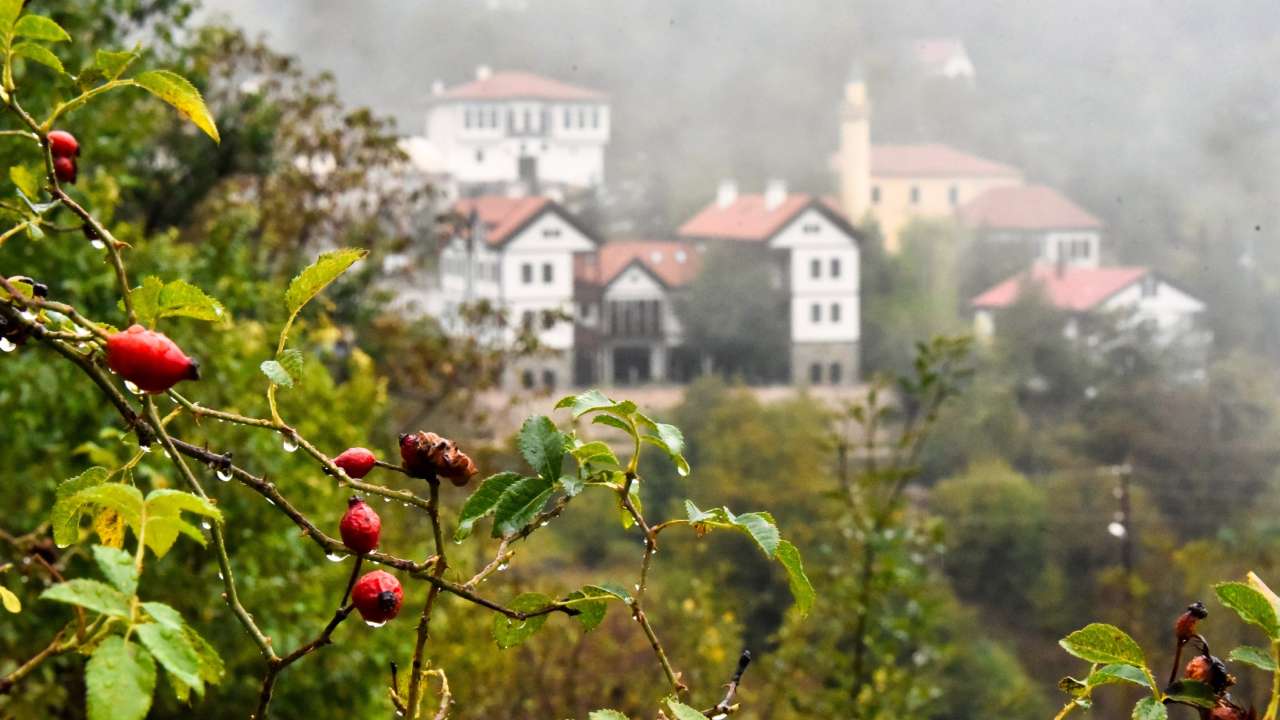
[
  {"x1": 557, "y1": 473, "x2": 585, "y2": 498},
  {"x1": 10, "y1": 164, "x2": 39, "y2": 198},
  {"x1": 664, "y1": 699, "x2": 705, "y2": 720},
  {"x1": 12, "y1": 42, "x2": 65, "y2": 74},
  {"x1": 145, "y1": 489, "x2": 221, "y2": 523},
  {"x1": 91, "y1": 545, "x2": 137, "y2": 596},
  {"x1": 0, "y1": 0, "x2": 21, "y2": 34},
  {"x1": 776, "y1": 540, "x2": 815, "y2": 616},
  {"x1": 640, "y1": 420, "x2": 689, "y2": 476},
  {"x1": 591, "y1": 414, "x2": 633, "y2": 435},
  {"x1": 76, "y1": 65, "x2": 106, "y2": 92},
  {"x1": 259, "y1": 360, "x2": 293, "y2": 388},
  {"x1": 0, "y1": 585, "x2": 19, "y2": 613},
  {"x1": 185, "y1": 625, "x2": 224, "y2": 686},
  {"x1": 1131, "y1": 697, "x2": 1166, "y2": 720},
  {"x1": 570, "y1": 440, "x2": 619, "y2": 470},
  {"x1": 276, "y1": 348, "x2": 304, "y2": 381},
  {"x1": 492, "y1": 592, "x2": 551, "y2": 649},
  {"x1": 556, "y1": 389, "x2": 636, "y2": 421},
  {"x1": 586, "y1": 582, "x2": 632, "y2": 605},
  {"x1": 491, "y1": 476, "x2": 554, "y2": 538},
  {"x1": 564, "y1": 588, "x2": 608, "y2": 632},
  {"x1": 1217, "y1": 582, "x2": 1280, "y2": 638},
  {"x1": 14, "y1": 14, "x2": 69, "y2": 41},
  {"x1": 1164, "y1": 680, "x2": 1217, "y2": 709},
  {"x1": 518, "y1": 415, "x2": 565, "y2": 481},
  {"x1": 1087, "y1": 663, "x2": 1150, "y2": 689},
  {"x1": 86, "y1": 637, "x2": 156, "y2": 720},
  {"x1": 732, "y1": 511, "x2": 781, "y2": 558},
  {"x1": 144, "y1": 516, "x2": 205, "y2": 558},
  {"x1": 1228, "y1": 645, "x2": 1277, "y2": 672},
  {"x1": 132, "y1": 70, "x2": 219, "y2": 143},
  {"x1": 1247, "y1": 572, "x2": 1280, "y2": 615},
  {"x1": 95, "y1": 48, "x2": 137, "y2": 79},
  {"x1": 588, "y1": 711, "x2": 629, "y2": 720},
  {"x1": 40, "y1": 578, "x2": 130, "y2": 617},
  {"x1": 127, "y1": 276, "x2": 226, "y2": 326},
  {"x1": 454, "y1": 472, "x2": 523, "y2": 541},
  {"x1": 284, "y1": 247, "x2": 366, "y2": 316},
  {"x1": 1059, "y1": 623, "x2": 1147, "y2": 667},
  {"x1": 140, "y1": 601, "x2": 184, "y2": 631},
  {"x1": 72, "y1": 483, "x2": 144, "y2": 533},
  {"x1": 51, "y1": 467, "x2": 109, "y2": 547},
  {"x1": 136, "y1": 622, "x2": 204, "y2": 696}
]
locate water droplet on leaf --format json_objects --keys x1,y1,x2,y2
[{"x1": 124, "y1": 380, "x2": 142, "y2": 395}]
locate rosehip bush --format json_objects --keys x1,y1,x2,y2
[{"x1": 0, "y1": 7, "x2": 814, "y2": 719}]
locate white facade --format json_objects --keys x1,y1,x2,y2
[
  {"x1": 1100, "y1": 276, "x2": 1206, "y2": 340},
  {"x1": 439, "y1": 209, "x2": 596, "y2": 351},
  {"x1": 602, "y1": 263, "x2": 686, "y2": 346},
  {"x1": 422, "y1": 85, "x2": 609, "y2": 190},
  {"x1": 1042, "y1": 231, "x2": 1102, "y2": 268},
  {"x1": 768, "y1": 207, "x2": 862, "y2": 345}
]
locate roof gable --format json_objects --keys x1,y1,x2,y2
[
  {"x1": 972, "y1": 264, "x2": 1149, "y2": 312},
  {"x1": 439, "y1": 71, "x2": 605, "y2": 102},
  {"x1": 959, "y1": 184, "x2": 1102, "y2": 231},
  {"x1": 576, "y1": 240, "x2": 701, "y2": 289},
  {"x1": 453, "y1": 196, "x2": 598, "y2": 248},
  {"x1": 677, "y1": 195, "x2": 861, "y2": 244}
]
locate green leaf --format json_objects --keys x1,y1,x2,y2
[
  {"x1": 86, "y1": 637, "x2": 156, "y2": 720},
  {"x1": 1087, "y1": 663, "x2": 1151, "y2": 688},
  {"x1": 284, "y1": 248, "x2": 366, "y2": 316},
  {"x1": 75, "y1": 65, "x2": 105, "y2": 92},
  {"x1": 639, "y1": 420, "x2": 690, "y2": 476},
  {"x1": 454, "y1": 472, "x2": 523, "y2": 541},
  {"x1": 140, "y1": 601, "x2": 185, "y2": 631},
  {"x1": 518, "y1": 415, "x2": 565, "y2": 480},
  {"x1": 776, "y1": 540, "x2": 815, "y2": 616},
  {"x1": 95, "y1": 48, "x2": 137, "y2": 79},
  {"x1": 136, "y1": 622, "x2": 204, "y2": 696},
  {"x1": 591, "y1": 414, "x2": 633, "y2": 435},
  {"x1": 588, "y1": 711, "x2": 629, "y2": 720},
  {"x1": 732, "y1": 511, "x2": 781, "y2": 558},
  {"x1": 276, "y1": 348, "x2": 304, "y2": 382},
  {"x1": 664, "y1": 699, "x2": 706, "y2": 720},
  {"x1": 10, "y1": 164, "x2": 39, "y2": 199},
  {"x1": 40, "y1": 578, "x2": 130, "y2": 618},
  {"x1": 0, "y1": 585, "x2": 19, "y2": 613},
  {"x1": 72, "y1": 483, "x2": 145, "y2": 533},
  {"x1": 1131, "y1": 697, "x2": 1166, "y2": 720},
  {"x1": 14, "y1": 14, "x2": 68, "y2": 41},
  {"x1": 1059, "y1": 623, "x2": 1147, "y2": 667},
  {"x1": 557, "y1": 473, "x2": 585, "y2": 498},
  {"x1": 492, "y1": 592, "x2": 551, "y2": 649},
  {"x1": 556, "y1": 389, "x2": 635, "y2": 421},
  {"x1": 132, "y1": 70, "x2": 220, "y2": 143},
  {"x1": 13, "y1": 42, "x2": 65, "y2": 74},
  {"x1": 259, "y1": 359, "x2": 293, "y2": 388},
  {"x1": 186, "y1": 624, "x2": 225, "y2": 686},
  {"x1": 586, "y1": 582, "x2": 632, "y2": 605},
  {"x1": 1216, "y1": 582, "x2": 1280, "y2": 639},
  {"x1": 145, "y1": 488, "x2": 222, "y2": 524},
  {"x1": 564, "y1": 586, "x2": 612, "y2": 632},
  {"x1": 570, "y1": 440, "x2": 620, "y2": 471},
  {"x1": 51, "y1": 467, "x2": 109, "y2": 547},
  {"x1": 1164, "y1": 680, "x2": 1217, "y2": 709},
  {"x1": 127, "y1": 276, "x2": 226, "y2": 326},
  {"x1": 491, "y1": 476, "x2": 554, "y2": 538},
  {"x1": 1229, "y1": 645, "x2": 1277, "y2": 672},
  {"x1": 0, "y1": 0, "x2": 21, "y2": 35},
  {"x1": 91, "y1": 545, "x2": 137, "y2": 596},
  {"x1": 144, "y1": 516, "x2": 205, "y2": 558}
]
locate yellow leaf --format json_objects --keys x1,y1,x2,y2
[
  {"x1": 0, "y1": 586, "x2": 20, "y2": 613},
  {"x1": 94, "y1": 508, "x2": 126, "y2": 549}
]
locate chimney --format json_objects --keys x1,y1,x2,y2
[
  {"x1": 475, "y1": 65, "x2": 492, "y2": 81},
  {"x1": 431, "y1": 79, "x2": 445, "y2": 96},
  {"x1": 716, "y1": 179, "x2": 738, "y2": 208},
  {"x1": 764, "y1": 179, "x2": 788, "y2": 210}
]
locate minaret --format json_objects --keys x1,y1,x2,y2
[{"x1": 838, "y1": 63, "x2": 871, "y2": 223}]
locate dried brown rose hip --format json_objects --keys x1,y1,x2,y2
[
  {"x1": 105, "y1": 324, "x2": 200, "y2": 393},
  {"x1": 1175, "y1": 601, "x2": 1208, "y2": 642},
  {"x1": 339, "y1": 497, "x2": 381, "y2": 555},
  {"x1": 334, "y1": 447, "x2": 377, "y2": 479},
  {"x1": 351, "y1": 570, "x2": 402, "y2": 624},
  {"x1": 399, "y1": 431, "x2": 478, "y2": 486}
]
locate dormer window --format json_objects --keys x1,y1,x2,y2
[
  {"x1": 542, "y1": 227, "x2": 561, "y2": 238},
  {"x1": 802, "y1": 223, "x2": 820, "y2": 234}
]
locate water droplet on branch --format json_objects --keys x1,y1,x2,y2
[
  {"x1": 326, "y1": 552, "x2": 348, "y2": 563},
  {"x1": 0, "y1": 338, "x2": 14, "y2": 353},
  {"x1": 217, "y1": 468, "x2": 232, "y2": 482},
  {"x1": 365, "y1": 620, "x2": 386, "y2": 628},
  {"x1": 281, "y1": 436, "x2": 299, "y2": 453}
]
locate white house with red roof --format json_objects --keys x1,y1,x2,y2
[
  {"x1": 440, "y1": 195, "x2": 600, "y2": 390},
  {"x1": 573, "y1": 240, "x2": 703, "y2": 385},
  {"x1": 416, "y1": 67, "x2": 610, "y2": 195},
  {"x1": 677, "y1": 181, "x2": 863, "y2": 385},
  {"x1": 959, "y1": 184, "x2": 1104, "y2": 267},
  {"x1": 971, "y1": 264, "x2": 1206, "y2": 346}
]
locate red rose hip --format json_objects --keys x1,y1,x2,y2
[
  {"x1": 105, "y1": 324, "x2": 200, "y2": 393},
  {"x1": 339, "y1": 497, "x2": 381, "y2": 554},
  {"x1": 334, "y1": 447, "x2": 377, "y2": 479},
  {"x1": 47, "y1": 130, "x2": 79, "y2": 158},
  {"x1": 52, "y1": 155, "x2": 77, "y2": 184},
  {"x1": 351, "y1": 570, "x2": 402, "y2": 624}
]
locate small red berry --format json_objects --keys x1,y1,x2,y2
[
  {"x1": 105, "y1": 324, "x2": 200, "y2": 393},
  {"x1": 399, "y1": 431, "x2": 478, "y2": 486},
  {"x1": 339, "y1": 497, "x2": 381, "y2": 555},
  {"x1": 47, "y1": 130, "x2": 79, "y2": 158},
  {"x1": 351, "y1": 570, "x2": 402, "y2": 624},
  {"x1": 334, "y1": 447, "x2": 377, "y2": 479},
  {"x1": 52, "y1": 155, "x2": 76, "y2": 184}
]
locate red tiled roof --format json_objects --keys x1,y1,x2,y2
[
  {"x1": 677, "y1": 194, "x2": 816, "y2": 242},
  {"x1": 439, "y1": 71, "x2": 605, "y2": 101},
  {"x1": 576, "y1": 240, "x2": 702, "y2": 288},
  {"x1": 959, "y1": 184, "x2": 1103, "y2": 231},
  {"x1": 454, "y1": 196, "x2": 552, "y2": 246},
  {"x1": 871, "y1": 143, "x2": 1021, "y2": 178},
  {"x1": 972, "y1": 264, "x2": 1149, "y2": 312}
]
